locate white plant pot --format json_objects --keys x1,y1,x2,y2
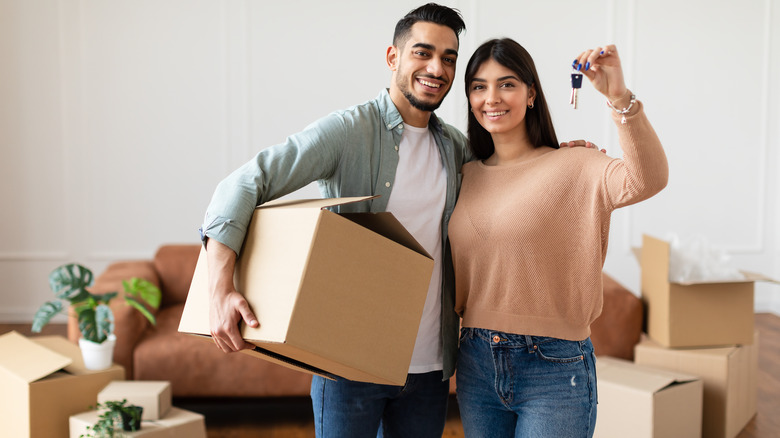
[{"x1": 78, "y1": 334, "x2": 116, "y2": 370}]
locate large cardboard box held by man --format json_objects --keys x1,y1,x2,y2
[
  {"x1": 0, "y1": 331, "x2": 124, "y2": 438},
  {"x1": 638, "y1": 234, "x2": 777, "y2": 348},
  {"x1": 593, "y1": 356, "x2": 703, "y2": 438},
  {"x1": 634, "y1": 333, "x2": 759, "y2": 438},
  {"x1": 179, "y1": 196, "x2": 434, "y2": 386}
]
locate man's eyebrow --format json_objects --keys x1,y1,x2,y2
[
  {"x1": 411, "y1": 42, "x2": 459, "y2": 57},
  {"x1": 411, "y1": 42, "x2": 435, "y2": 51}
]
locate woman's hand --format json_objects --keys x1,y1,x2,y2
[{"x1": 573, "y1": 44, "x2": 628, "y2": 102}]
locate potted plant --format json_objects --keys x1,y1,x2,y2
[
  {"x1": 81, "y1": 398, "x2": 144, "y2": 438},
  {"x1": 32, "y1": 263, "x2": 161, "y2": 369}
]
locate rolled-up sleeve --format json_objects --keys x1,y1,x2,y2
[{"x1": 200, "y1": 114, "x2": 344, "y2": 255}]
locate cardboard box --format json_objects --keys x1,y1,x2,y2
[
  {"x1": 70, "y1": 406, "x2": 206, "y2": 438},
  {"x1": 0, "y1": 331, "x2": 125, "y2": 438},
  {"x1": 98, "y1": 381, "x2": 172, "y2": 420},
  {"x1": 594, "y1": 356, "x2": 703, "y2": 438},
  {"x1": 179, "y1": 196, "x2": 434, "y2": 385},
  {"x1": 638, "y1": 234, "x2": 777, "y2": 348},
  {"x1": 634, "y1": 333, "x2": 759, "y2": 438}
]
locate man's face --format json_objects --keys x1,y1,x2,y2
[{"x1": 389, "y1": 22, "x2": 459, "y2": 113}]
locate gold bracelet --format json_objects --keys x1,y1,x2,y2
[{"x1": 606, "y1": 93, "x2": 636, "y2": 124}]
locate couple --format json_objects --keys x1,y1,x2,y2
[{"x1": 200, "y1": 3, "x2": 668, "y2": 438}]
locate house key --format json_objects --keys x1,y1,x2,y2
[{"x1": 570, "y1": 70, "x2": 583, "y2": 109}]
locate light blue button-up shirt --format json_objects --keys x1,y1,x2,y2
[{"x1": 201, "y1": 88, "x2": 473, "y2": 379}]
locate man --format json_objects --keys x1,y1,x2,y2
[{"x1": 200, "y1": 3, "x2": 591, "y2": 436}]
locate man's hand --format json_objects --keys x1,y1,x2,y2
[
  {"x1": 206, "y1": 239, "x2": 259, "y2": 353},
  {"x1": 560, "y1": 139, "x2": 607, "y2": 154}
]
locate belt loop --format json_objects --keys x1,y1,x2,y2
[{"x1": 524, "y1": 335, "x2": 535, "y2": 353}]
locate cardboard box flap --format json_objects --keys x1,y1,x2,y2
[
  {"x1": 0, "y1": 331, "x2": 72, "y2": 383},
  {"x1": 341, "y1": 212, "x2": 430, "y2": 258},
  {"x1": 636, "y1": 235, "x2": 778, "y2": 285},
  {"x1": 258, "y1": 195, "x2": 378, "y2": 210},
  {"x1": 32, "y1": 335, "x2": 95, "y2": 374},
  {"x1": 597, "y1": 356, "x2": 699, "y2": 393},
  {"x1": 671, "y1": 271, "x2": 776, "y2": 286},
  {"x1": 248, "y1": 345, "x2": 340, "y2": 381},
  {"x1": 740, "y1": 270, "x2": 780, "y2": 284}
]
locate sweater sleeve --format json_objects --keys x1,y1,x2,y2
[{"x1": 603, "y1": 100, "x2": 669, "y2": 209}]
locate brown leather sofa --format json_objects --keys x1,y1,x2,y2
[{"x1": 68, "y1": 244, "x2": 643, "y2": 398}]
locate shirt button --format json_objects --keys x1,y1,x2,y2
[
  {"x1": 385, "y1": 182, "x2": 391, "y2": 188},
  {"x1": 492, "y1": 335, "x2": 500, "y2": 343},
  {"x1": 394, "y1": 145, "x2": 399, "y2": 151}
]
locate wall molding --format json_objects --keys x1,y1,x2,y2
[
  {"x1": 622, "y1": 0, "x2": 771, "y2": 255},
  {"x1": 0, "y1": 252, "x2": 70, "y2": 261}
]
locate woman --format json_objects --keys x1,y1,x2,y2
[{"x1": 448, "y1": 39, "x2": 668, "y2": 437}]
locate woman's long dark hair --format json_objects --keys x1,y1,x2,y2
[{"x1": 465, "y1": 38, "x2": 559, "y2": 160}]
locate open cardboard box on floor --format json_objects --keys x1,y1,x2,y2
[
  {"x1": 0, "y1": 331, "x2": 124, "y2": 438},
  {"x1": 593, "y1": 356, "x2": 703, "y2": 438},
  {"x1": 179, "y1": 196, "x2": 434, "y2": 386},
  {"x1": 636, "y1": 234, "x2": 778, "y2": 348},
  {"x1": 635, "y1": 333, "x2": 759, "y2": 438}
]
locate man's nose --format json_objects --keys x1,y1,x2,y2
[{"x1": 426, "y1": 57, "x2": 444, "y2": 77}]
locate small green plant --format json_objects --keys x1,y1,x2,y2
[
  {"x1": 32, "y1": 263, "x2": 161, "y2": 343},
  {"x1": 81, "y1": 399, "x2": 143, "y2": 438}
]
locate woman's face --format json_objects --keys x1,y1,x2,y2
[{"x1": 468, "y1": 58, "x2": 535, "y2": 137}]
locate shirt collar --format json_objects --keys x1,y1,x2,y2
[{"x1": 377, "y1": 88, "x2": 443, "y2": 134}]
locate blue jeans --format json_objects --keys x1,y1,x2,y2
[
  {"x1": 310, "y1": 371, "x2": 450, "y2": 438},
  {"x1": 456, "y1": 328, "x2": 597, "y2": 438}
]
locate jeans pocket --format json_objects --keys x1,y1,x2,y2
[
  {"x1": 459, "y1": 327, "x2": 474, "y2": 343},
  {"x1": 534, "y1": 338, "x2": 586, "y2": 364}
]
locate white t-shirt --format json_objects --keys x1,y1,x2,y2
[{"x1": 385, "y1": 123, "x2": 447, "y2": 373}]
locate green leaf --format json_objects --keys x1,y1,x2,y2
[
  {"x1": 31, "y1": 301, "x2": 64, "y2": 332},
  {"x1": 125, "y1": 296, "x2": 157, "y2": 325},
  {"x1": 92, "y1": 291, "x2": 118, "y2": 305},
  {"x1": 78, "y1": 308, "x2": 98, "y2": 342},
  {"x1": 73, "y1": 298, "x2": 97, "y2": 315},
  {"x1": 78, "y1": 304, "x2": 114, "y2": 343},
  {"x1": 49, "y1": 264, "x2": 93, "y2": 302},
  {"x1": 123, "y1": 278, "x2": 161, "y2": 309},
  {"x1": 95, "y1": 304, "x2": 114, "y2": 342}
]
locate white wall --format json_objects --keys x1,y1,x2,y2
[{"x1": 2, "y1": 0, "x2": 778, "y2": 322}]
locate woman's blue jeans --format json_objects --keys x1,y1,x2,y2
[
  {"x1": 456, "y1": 328, "x2": 597, "y2": 438},
  {"x1": 310, "y1": 371, "x2": 450, "y2": 437}
]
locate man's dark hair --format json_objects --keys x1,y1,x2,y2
[{"x1": 393, "y1": 3, "x2": 466, "y2": 47}]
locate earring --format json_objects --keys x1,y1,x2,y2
[{"x1": 528, "y1": 102, "x2": 534, "y2": 109}]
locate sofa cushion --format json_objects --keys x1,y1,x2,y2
[
  {"x1": 134, "y1": 304, "x2": 313, "y2": 397},
  {"x1": 590, "y1": 274, "x2": 643, "y2": 360},
  {"x1": 154, "y1": 245, "x2": 201, "y2": 306}
]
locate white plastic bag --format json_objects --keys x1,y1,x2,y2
[{"x1": 665, "y1": 233, "x2": 745, "y2": 283}]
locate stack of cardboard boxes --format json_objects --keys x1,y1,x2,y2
[
  {"x1": 69, "y1": 381, "x2": 206, "y2": 437},
  {"x1": 595, "y1": 234, "x2": 775, "y2": 438},
  {"x1": 0, "y1": 331, "x2": 125, "y2": 438},
  {"x1": 0, "y1": 331, "x2": 206, "y2": 438}
]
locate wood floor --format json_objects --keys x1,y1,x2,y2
[{"x1": 3, "y1": 312, "x2": 779, "y2": 437}]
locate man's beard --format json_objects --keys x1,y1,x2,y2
[
  {"x1": 397, "y1": 74, "x2": 449, "y2": 112},
  {"x1": 402, "y1": 89, "x2": 444, "y2": 112}
]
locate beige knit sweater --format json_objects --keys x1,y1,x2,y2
[{"x1": 449, "y1": 102, "x2": 668, "y2": 341}]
